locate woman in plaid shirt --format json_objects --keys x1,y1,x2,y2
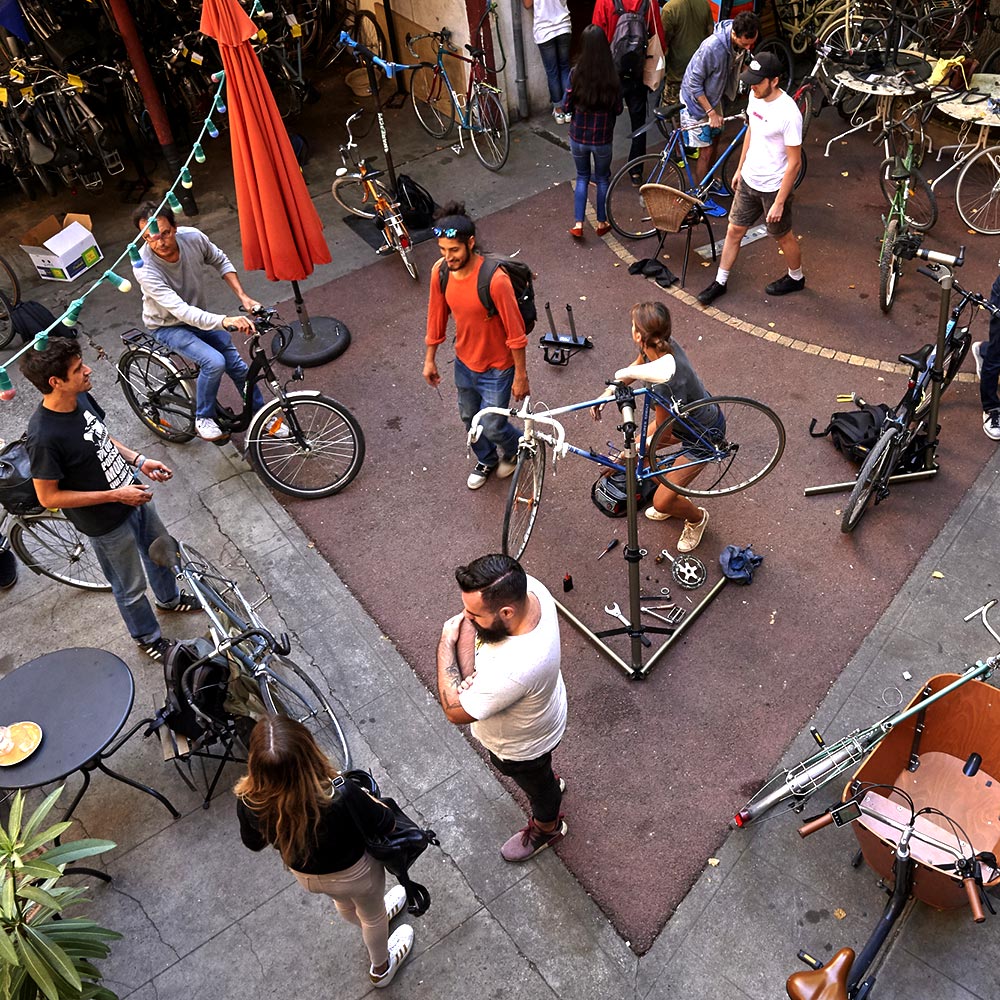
[{"x1": 560, "y1": 25, "x2": 623, "y2": 239}]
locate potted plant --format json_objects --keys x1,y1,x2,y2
[{"x1": 0, "y1": 787, "x2": 121, "y2": 1000}]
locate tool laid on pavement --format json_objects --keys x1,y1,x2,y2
[
  {"x1": 641, "y1": 587, "x2": 669, "y2": 600},
  {"x1": 597, "y1": 539, "x2": 619, "y2": 560},
  {"x1": 642, "y1": 606, "x2": 686, "y2": 625},
  {"x1": 562, "y1": 573, "x2": 574, "y2": 592},
  {"x1": 658, "y1": 547, "x2": 707, "y2": 589},
  {"x1": 604, "y1": 602, "x2": 652, "y2": 647},
  {"x1": 539, "y1": 302, "x2": 593, "y2": 366}
]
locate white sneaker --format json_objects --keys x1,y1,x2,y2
[
  {"x1": 973, "y1": 341, "x2": 986, "y2": 381},
  {"x1": 370, "y1": 925, "x2": 414, "y2": 988},
  {"x1": 265, "y1": 414, "x2": 292, "y2": 439},
  {"x1": 495, "y1": 455, "x2": 518, "y2": 479},
  {"x1": 677, "y1": 507, "x2": 709, "y2": 552},
  {"x1": 384, "y1": 885, "x2": 407, "y2": 922},
  {"x1": 984, "y1": 410, "x2": 1000, "y2": 441},
  {"x1": 195, "y1": 417, "x2": 227, "y2": 441},
  {"x1": 467, "y1": 462, "x2": 493, "y2": 489},
  {"x1": 644, "y1": 506, "x2": 672, "y2": 521}
]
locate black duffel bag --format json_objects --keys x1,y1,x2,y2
[{"x1": 0, "y1": 437, "x2": 41, "y2": 514}]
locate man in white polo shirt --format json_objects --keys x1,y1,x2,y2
[{"x1": 435, "y1": 553, "x2": 568, "y2": 862}]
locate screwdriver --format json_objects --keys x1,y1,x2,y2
[{"x1": 596, "y1": 539, "x2": 619, "y2": 560}]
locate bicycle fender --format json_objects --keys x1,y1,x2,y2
[{"x1": 245, "y1": 390, "x2": 328, "y2": 439}]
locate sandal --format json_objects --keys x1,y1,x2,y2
[{"x1": 569, "y1": 224, "x2": 584, "y2": 239}]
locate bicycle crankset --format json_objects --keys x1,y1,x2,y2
[{"x1": 658, "y1": 548, "x2": 707, "y2": 589}]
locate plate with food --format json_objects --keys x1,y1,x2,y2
[{"x1": 0, "y1": 722, "x2": 43, "y2": 766}]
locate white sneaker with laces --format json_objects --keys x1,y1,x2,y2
[
  {"x1": 467, "y1": 463, "x2": 493, "y2": 489},
  {"x1": 264, "y1": 414, "x2": 292, "y2": 439},
  {"x1": 984, "y1": 410, "x2": 1000, "y2": 441},
  {"x1": 973, "y1": 341, "x2": 986, "y2": 381},
  {"x1": 677, "y1": 507, "x2": 709, "y2": 552},
  {"x1": 384, "y1": 885, "x2": 407, "y2": 922},
  {"x1": 370, "y1": 925, "x2": 414, "y2": 988},
  {"x1": 195, "y1": 417, "x2": 227, "y2": 441}
]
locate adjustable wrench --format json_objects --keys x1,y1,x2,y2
[{"x1": 604, "y1": 602, "x2": 652, "y2": 647}]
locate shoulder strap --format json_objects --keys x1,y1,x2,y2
[
  {"x1": 612, "y1": 0, "x2": 625, "y2": 15},
  {"x1": 436, "y1": 258, "x2": 448, "y2": 296},
  {"x1": 476, "y1": 256, "x2": 501, "y2": 317}
]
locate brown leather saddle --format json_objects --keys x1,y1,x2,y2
[{"x1": 785, "y1": 947, "x2": 855, "y2": 1000}]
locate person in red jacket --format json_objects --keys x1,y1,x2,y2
[{"x1": 592, "y1": 0, "x2": 667, "y2": 169}]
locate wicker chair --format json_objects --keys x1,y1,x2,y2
[{"x1": 639, "y1": 184, "x2": 717, "y2": 287}]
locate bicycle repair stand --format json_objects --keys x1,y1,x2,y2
[
  {"x1": 539, "y1": 302, "x2": 593, "y2": 366},
  {"x1": 803, "y1": 249, "x2": 957, "y2": 500},
  {"x1": 553, "y1": 385, "x2": 727, "y2": 679}
]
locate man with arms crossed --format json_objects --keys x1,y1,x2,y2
[
  {"x1": 697, "y1": 50, "x2": 805, "y2": 306},
  {"x1": 436, "y1": 554, "x2": 568, "y2": 861}
]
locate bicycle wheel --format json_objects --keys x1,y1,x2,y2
[
  {"x1": 502, "y1": 441, "x2": 546, "y2": 560},
  {"x1": 606, "y1": 154, "x2": 686, "y2": 240},
  {"x1": 331, "y1": 173, "x2": 391, "y2": 220},
  {"x1": 469, "y1": 86, "x2": 509, "y2": 171},
  {"x1": 878, "y1": 161, "x2": 937, "y2": 232},
  {"x1": 0, "y1": 289, "x2": 13, "y2": 350},
  {"x1": 879, "y1": 217, "x2": 901, "y2": 314},
  {"x1": 754, "y1": 38, "x2": 795, "y2": 90},
  {"x1": 246, "y1": 395, "x2": 365, "y2": 499},
  {"x1": 649, "y1": 396, "x2": 785, "y2": 497},
  {"x1": 260, "y1": 654, "x2": 351, "y2": 771},
  {"x1": 410, "y1": 64, "x2": 456, "y2": 138},
  {"x1": 982, "y1": 47, "x2": 1000, "y2": 76},
  {"x1": 8, "y1": 513, "x2": 109, "y2": 591},
  {"x1": 915, "y1": 333, "x2": 971, "y2": 417},
  {"x1": 117, "y1": 349, "x2": 197, "y2": 443},
  {"x1": 351, "y1": 10, "x2": 387, "y2": 62},
  {"x1": 886, "y1": 96, "x2": 925, "y2": 169},
  {"x1": 956, "y1": 145, "x2": 1000, "y2": 235},
  {"x1": 793, "y1": 83, "x2": 814, "y2": 143},
  {"x1": 0, "y1": 253, "x2": 20, "y2": 306},
  {"x1": 841, "y1": 426, "x2": 902, "y2": 533}
]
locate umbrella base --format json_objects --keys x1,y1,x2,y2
[{"x1": 278, "y1": 316, "x2": 351, "y2": 368}]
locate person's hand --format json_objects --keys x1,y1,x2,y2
[
  {"x1": 115, "y1": 484, "x2": 153, "y2": 506},
  {"x1": 766, "y1": 200, "x2": 784, "y2": 224},
  {"x1": 240, "y1": 294, "x2": 261, "y2": 313},
  {"x1": 458, "y1": 671, "x2": 477, "y2": 693},
  {"x1": 142, "y1": 458, "x2": 173, "y2": 482},
  {"x1": 440, "y1": 612, "x2": 465, "y2": 647},
  {"x1": 708, "y1": 108, "x2": 722, "y2": 130},
  {"x1": 423, "y1": 359, "x2": 441, "y2": 388},
  {"x1": 591, "y1": 400, "x2": 606, "y2": 422},
  {"x1": 223, "y1": 315, "x2": 254, "y2": 335},
  {"x1": 512, "y1": 371, "x2": 530, "y2": 402}
]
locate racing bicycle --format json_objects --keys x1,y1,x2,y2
[{"x1": 116, "y1": 307, "x2": 365, "y2": 499}]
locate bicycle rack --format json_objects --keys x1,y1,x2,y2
[{"x1": 538, "y1": 302, "x2": 593, "y2": 366}]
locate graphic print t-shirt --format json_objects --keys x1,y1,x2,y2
[{"x1": 27, "y1": 393, "x2": 135, "y2": 537}]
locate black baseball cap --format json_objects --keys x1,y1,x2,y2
[{"x1": 743, "y1": 51, "x2": 784, "y2": 84}]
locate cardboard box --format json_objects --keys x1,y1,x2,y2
[{"x1": 19, "y1": 214, "x2": 103, "y2": 282}]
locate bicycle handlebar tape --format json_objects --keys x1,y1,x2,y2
[
  {"x1": 797, "y1": 811, "x2": 836, "y2": 838},
  {"x1": 964, "y1": 876, "x2": 986, "y2": 923}
]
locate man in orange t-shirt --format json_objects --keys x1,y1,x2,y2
[{"x1": 424, "y1": 203, "x2": 530, "y2": 490}]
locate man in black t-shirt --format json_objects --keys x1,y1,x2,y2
[{"x1": 20, "y1": 340, "x2": 197, "y2": 661}]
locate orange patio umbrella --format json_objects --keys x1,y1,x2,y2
[{"x1": 201, "y1": 0, "x2": 346, "y2": 366}]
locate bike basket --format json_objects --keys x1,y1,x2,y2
[{"x1": 0, "y1": 438, "x2": 42, "y2": 514}]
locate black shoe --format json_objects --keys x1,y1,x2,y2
[
  {"x1": 0, "y1": 548, "x2": 17, "y2": 590},
  {"x1": 629, "y1": 169, "x2": 643, "y2": 187},
  {"x1": 155, "y1": 590, "x2": 200, "y2": 612},
  {"x1": 697, "y1": 280, "x2": 727, "y2": 306},
  {"x1": 765, "y1": 274, "x2": 806, "y2": 296},
  {"x1": 137, "y1": 636, "x2": 174, "y2": 661}
]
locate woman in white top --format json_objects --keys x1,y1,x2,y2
[{"x1": 523, "y1": 0, "x2": 573, "y2": 123}]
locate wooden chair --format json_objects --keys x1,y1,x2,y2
[{"x1": 639, "y1": 184, "x2": 717, "y2": 287}]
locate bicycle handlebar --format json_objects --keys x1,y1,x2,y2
[
  {"x1": 406, "y1": 29, "x2": 458, "y2": 57},
  {"x1": 914, "y1": 245, "x2": 965, "y2": 268},
  {"x1": 797, "y1": 812, "x2": 835, "y2": 837},
  {"x1": 468, "y1": 397, "x2": 569, "y2": 458},
  {"x1": 222, "y1": 626, "x2": 291, "y2": 657},
  {"x1": 965, "y1": 875, "x2": 986, "y2": 922},
  {"x1": 339, "y1": 31, "x2": 419, "y2": 79}
]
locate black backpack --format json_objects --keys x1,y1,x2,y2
[
  {"x1": 610, "y1": 0, "x2": 649, "y2": 81},
  {"x1": 438, "y1": 255, "x2": 538, "y2": 334},
  {"x1": 10, "y1": 300, "x2": 78, "y2": 345},
  {"x1": 809, "y1": 402, "x2": 892, "y2": 463},
  {"x1": 0, "y1": 437, "x2": 42, "y2": 514},
  {"x1": 396, "y1": 173, "x2": 435, "y2": 230},
  {"x1": 158, "y1": 638, "x2": 232, "y2": 741},
  {"x1": 591, "y1": 466, "x2": 658, "y2": 518}
]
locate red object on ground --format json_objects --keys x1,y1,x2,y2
[{"x1": 200, "y1": 0, "x2": 331, "y2": 281}]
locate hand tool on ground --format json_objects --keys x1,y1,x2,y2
[
  {"x1": 641, "y1": 606, "x2": 686, "y2": 625},
  {"x1": 604, "y1": 602, "x2": 652, "y2": 647},
  {"x1": 597, "y1": 539, "x2": 619, "y2": 560},
  {"x1": 658, "y1": 547, "x2": 707, "y2": 589}
]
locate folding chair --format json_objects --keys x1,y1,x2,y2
[{"x1": 639, "y1": 184, "x2": 717, "y2": 287}]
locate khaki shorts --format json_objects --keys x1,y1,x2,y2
[{"x1": 730, "y1": 180, "x2": 794, "y2": 237}]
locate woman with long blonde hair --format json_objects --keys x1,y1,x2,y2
[{"x1": 235, "y1": 716, "x2": 414, "y2": 988}]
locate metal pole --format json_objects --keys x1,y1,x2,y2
[
  {"x1": 922, "y1": 264, "x2": 954, "y2": 472},
  {"x1": 803, "y1": 467, "x2": 939, "y2": 497},
  {"x1": 509, "y1": 0, "x2": 531, "y2": 120},
  {"x1": 638, "y1": 578, "x2": 728, "y2": 678}
]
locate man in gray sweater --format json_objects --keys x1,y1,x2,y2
[{"x1": 131, "y1": 202, "x2": 267, "y2": 441}]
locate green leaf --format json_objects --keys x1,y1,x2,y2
[
  {"x1": 14, "y1": 929, "x2": 61, "y2": 1000},
  {"x1": 21, "y1": 822, "x2": 74, "y2": 855},
  {"x1": 18, "y1": 787, "x2": 65, "y2": 843},
  {"x1": 16, "y1": 885, "x2": 64, "y2": 912},
  {"x1": 39, "y1": 839, "x2": 116, "y2": 868},
  {"x1": 23, "y1": 923, "x2": 84, "y2": 991},
  {"x1": 0, "y1": 923, "x2": 19, "y2": 963},
  {"x1": 12, "y1": 861, "x2": 63, "y2": 881},
  {"x1": 6, "y1": 793, "x2": 24, "y2": 843},
  {"x1": 1, "y1": 873, "x2": 15, "y2": 917}
]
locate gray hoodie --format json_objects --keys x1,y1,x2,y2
[{"x1": 679, "y1": 19, "x2": 743, "y2": 119}]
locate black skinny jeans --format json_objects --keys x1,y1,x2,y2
[
  {"x1": 624, "y1": 80, "x2": 651, "y2": 164},
  {"x1": 488, "y1": 749, "x2": 563, "y2": 824},
  {"x1": 981, "y1": 274, "x2": 1000, "y2": 413}
]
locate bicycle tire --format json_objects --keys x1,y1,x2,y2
[
  {"x1": 410, "y1": 64, "x2": 456, "y2": 138},
  {"x1": 266, "y1": 68, "x2": 303, "y2": 120},
  {"x1": 878, "y1": 160, "x2": 937, "y2": 232},
  {"x1": 606, "y1": 154, "x2": 686, "y2": 240},
  {"x1": 469, "y1": 86, "x2": 509, "y2": 171},
  {"x1": 260, "y1": 654, "x2": 352, "y2": 771},
  {"x1": 351, "y1": 10, "x2": 387, "y2": 63},
  {"x1": 793, "y1": 83, "x2": 814, "y2": 143},
  {"x1": 32, "y1": 163, "x2": 56, "y2": 198},
  {"x1": 117, "y1": 349, "x2": 197, "y2": 443},
  {"x1": 956, "y1": 145, "x2": 1000, "y2": 234},
  {"x1": 246, "y1": 394, "x2": 365, "y2": 499},
  {"x1": 8, "y1": 513, "x2": 110, "y2": 591},
  {"x1": 982, "y1": 47, "x2": 1000, "y2": 76},
  {"x1": 879, "y1": 217, "x2": 901, "y2": 314},
  {"x1": 915, "y1": 332, "x2": 970, "y2": 417},
  {"x1": 0, "y1": 289, "x2": 14, "y2": 350},
  {"x1": 649, "y1": 396, "x2": 785, "y2": 497},
  {"x1": 502, "y1": 441, "x2": 546, "y2": 560},
  {"x1": 382, "y1": 207, "x2": 419, "y2": 279},
  {"x1": 754, "y1": 38, "x2": 795, "y2": 90},
  {"x1": 331, "y1": 172, "x2": 390, "y2": 219},
  {"x1": 841, "y1": 425, "x2": 902, "y2": 533},
  {"x1": 886, "y1": 96, "x2": 926, "y2": 169},
  {"x1": 0, "y1": 253, "x2": 21, "y2": 306}
]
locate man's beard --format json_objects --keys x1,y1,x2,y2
[{"x1": 473, "y1": 618, "x2": 510, "y2": 644}]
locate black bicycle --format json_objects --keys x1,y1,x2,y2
[{"x1": 116, "y1": 308, "x2": 365, "y2": 499}]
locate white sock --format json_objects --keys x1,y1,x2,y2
[
  {"x1": 716, "y1": 269, "x2": 730, "y2": 285},
  {"x1": 788, "y1": 267, "x2": 804, "y2": 280}
]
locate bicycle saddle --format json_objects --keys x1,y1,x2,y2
[
  {"x1": 655, "y1": 102, "x2": 683, "y2": 120},
  {"x1": 898, "y1": 343, "x2": 933, "y2": 369},
  {"x1": 785, "y1": 947, "x2": 855, "y2": 1000}
]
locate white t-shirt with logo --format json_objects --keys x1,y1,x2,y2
[
  {"x1": 530, "y1": 0, "x2": 572, "y2": 44},
  {"x1": 741, "y1": 90, "x2": 803, "y2": 193},
  {"x1": 458, "y1": 576, "x2": 567, "y2": 761}
]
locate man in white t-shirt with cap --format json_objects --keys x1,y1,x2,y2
[
  {"x1": 435, "y1": 553, "x2": 568, "y2": 862},
  {"x1": 697, "y1": 49, "x2": 805, "y2": 306}
]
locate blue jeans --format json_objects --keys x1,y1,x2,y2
[
  {"x1": 982, "y1": 274, "x2": 1000, "y2": 412},
  {"x1": 570, "y1": 140, "x2": 614, "y2": 223},
  {"x1": 152, "y1": 324, "x2": 265, "y2": 419},
  {"x1": 455, "y1": 358, "x2": 521, "y2": 467},
  {"x1": 538, "y1": 33, "x2": 572, "y2": 106},
  {"x1": 88, "y1": 502, "x2": 179, "y2": 643}
]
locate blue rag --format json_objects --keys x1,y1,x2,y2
[{"x1": 719, "y1": 545, "x2": 764, "y2": 584}]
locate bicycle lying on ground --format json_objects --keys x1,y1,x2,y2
[
  {"x1": 148, "y1": 534, "x2": 351, "y2": 800},
  {"x1": 406, "y1": 1, "x2": 510, "y2": 172},
  {"x1": 605, "y1": 107, "x2": 806, "y2": 240},
  {"x1": 470, "y1": 366, "x2": 785, "y2": 560},
  {"x1": 116, "y1": 307, "x2": 365, "y2": 499},
  {"x1": 330, "y1": 109, "x2": 418, "y2": 280}
]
